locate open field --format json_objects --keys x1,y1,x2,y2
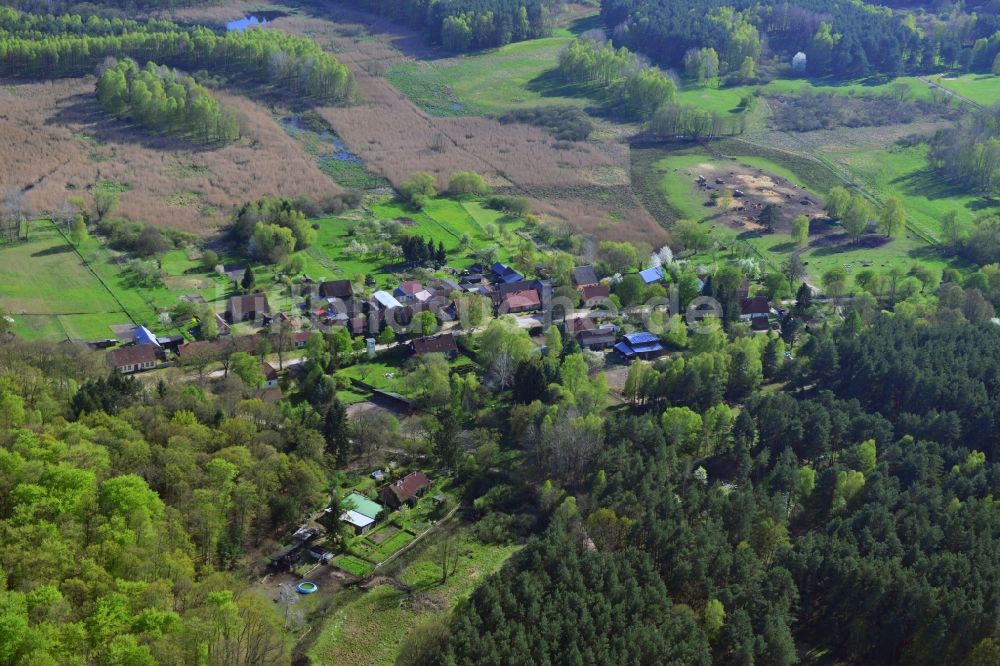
[
  {"x1": 747, "y1": 123, "x2": 1000, "y2": 237},
  {"x1": 677, "y1": 76, "x2": 934, "y2": 115},
  {"x1": 632, "y1": 143, "x2": 965, "y2": 282},
  {"x1": 0, "y1": 222, "x2": 131, "y2": 340},
  {"x1": 308, "y1": 526, "x2": 520, "y2": 666},
  {"x1": 929, "y1": 73, "x2": 1000, "y2": 106},
  {"x1": 0, "y1": 220, "x2": 267, "y2": 341},
  {"x1": 0, "y1": 79, "x2": 342, "y2": 233},
  {"x1": 296, "y1": 195, "x2": 523, "y2": 288},
  {"x1": 386, "y1": 37, "x2": 586, "y2": 116},
  {"x1": 821, "y1": 144, "x2": 1000, "y2": 234}
]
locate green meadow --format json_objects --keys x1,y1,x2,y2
[
  {"x1": 308, "y1": 527, "x2": 520, "y2": 666},
  {"x1": 386, "y1": 36, "x2": 585, "y2": 116},
  {"x1": 0, "y1": 222, "x2": 131, "y2": 340},
  {"x1": 817, "y1": 143, "x2": 1000, "y2": 237},
  {"x1": 634, "y1": 144, "x2": 964, "y2": 283},
  {"x1": 296, "y1": 196, "x2": 524, "y2": 288},
  {"x1": 930, "y1": 73, "x2": 1000, "y2": 106}
]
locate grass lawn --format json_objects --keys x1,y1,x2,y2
[
  {"x1": 309, "y1": 527, "x2": 520, "y2": 666},
  {"x1": 387, "y1": 36, "x2": 588, "y2": 116},
  {"x1": 929, "y1": 73, "x2": 1000, "y2": 106},
  {"x1": 818, "y1": 143, "x2": 1000, "y2": 238},
  {"x1": 340, "y1": 358, "x2": 408, "y2": 394},
  {"x1": 677, "y1": 76, "x2": 933, "y2": 116},
  {"x1": 0, "y1": 221, "x2": 133, "y2": 340}
]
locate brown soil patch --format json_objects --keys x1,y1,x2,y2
[
  {"x1": 0, "y1": 78, "x2": 340, "y2": 234},
  {"x1": 685, "y1": 161, "x2": 825, "y2": 233}
]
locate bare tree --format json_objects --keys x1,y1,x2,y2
[{"x1": 1, "y1": 189, "x2": 32, "y2": 242}]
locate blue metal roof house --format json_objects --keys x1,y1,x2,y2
[
  {"x1": 132, "y1": 326, "x2": 160, "y2": 346},
  {"x1": 639, "y1": 266, "x2": 665, "y2": 285},
  {"x1": 614, "y1": 331, "x2": 664, "y2": 361},
  {"x1": 491, "y1": 262, "x2": 524, "y2": 284}
]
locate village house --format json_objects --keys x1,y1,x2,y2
[
  {"x1": 638, "y1": 266, "x2": 666, "y2": 285},
  {"x1": 614, "y1": 331, "x2": 665, "y2": 361},
  {"x1": 226, "y1": 293, "x2": 270, "y2": 323},
  {"x1": 379, "y1": 471, "x2": 432, "y2": 510},
  {"x1": 339, "y1": 492, "x2": 384, "y2": 535},
  {"x1": 394, "y1": 280, "x2": 423, "y2": 302},
  {"x1": 107, "y1": 344, "x2": 158, "y2": 373},
  {"x1": 292, "y1": 330, "x2": 312, "y2": 349},
  {"x1": 572, "y1": 265, "x2": 599, "y2": 288},
  {"x1": 500, "y1": 289, "x2": 542, "y2": 314},
  {"x1": 740, "y1": 296, "x2": 771, "y2": 322},
  {"x1": 490, "y1": 261, "x2": 524, "y2": 285},
  {"x1": 411, "y1": 332, "x2": 459, "y2": 359},
  {"x1": 579, "y1": 283, "x2": 611, "y2": 307},
  {"x1": 261, "y1": 362, "x2": 279, "y2": 389},
  {"x1": 318, "y1": 279, "x2": 353, "y2": 301}
]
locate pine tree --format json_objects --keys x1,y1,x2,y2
[
  {"x1": 323, "y1": 398, "x2": 351, "y2": 466},
  {"x1": 241, "y1": 266, "x2": 255, "y2": 291}
]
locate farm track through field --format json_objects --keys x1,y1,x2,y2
[
  {"x1": 50, "y1": 220, "x2": 139, "y2": 328},
  {"x1": 918, "y1": 77, "x2": 982, "y2": 110}
]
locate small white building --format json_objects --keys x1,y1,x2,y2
[{"x1": 792, "y1": 52, "x2": 807, "y2": 73}]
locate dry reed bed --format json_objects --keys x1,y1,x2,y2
[
  {"x1": 274, "y1": 11, "x2": 666, "y2": 243},
  {"x1": 0, "y1": 79, "x2": 340, "y2": 233}
]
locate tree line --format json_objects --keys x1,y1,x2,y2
[
  {"x1": 97, "y1": 58, "x2": 239, "y2": 144},
  {"x1": 557, "y1": 37, "x2": 677, "y2": 119},
  {"x1": 0, "y1": 9, "x2": 356, "y2": 103},
  {"x1": 354, "y1": 0, "x2": 550, "y2": 52},
  {"x1": 601, "y1": 0, "x2": 1000, "y2": 78},
  {"x1": 929, "y1": 105, "x2": 1000, "y2": 197}
]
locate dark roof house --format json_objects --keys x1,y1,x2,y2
[
  {"x1": 107, "y1": 345, "x2": 158, "y2": 373},
  {"x1": 572, "y1": 265, "x2": 599, "y2": 287},
  {"x1": 740, "y1": 296, "x2": 770, "y2": 319},
  {"x1": 379, "y1": 471, "x2": 432, "y2": 509},
  {"x1": 227, "y1": 294, "x2": 270, "y2": 323},
  {"x1": 411, "y1": 333, "x2": 458, "y2": 358},
  {"x1": 614, "y1": 331, "x2": 664, "y2": 361},
  {"x1": 319, "y1": 280, "x2": 354, "y2": 300}
]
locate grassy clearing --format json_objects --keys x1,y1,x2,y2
[
  {"x1": 1, "y1": 220, "x2": 264, "y2": 342},
  {"x1": 308, "y1": 527, "x2": 520, "y2": 666},
  {"x1": 819, "y1": 143, "x2": 1000, "y2": 235},
  {"x1": 929, "y1": 73, "x2": 1000, "y2": 106},
  {"x1": 297, "y1": 196, "x2": 520, "y2": 287},
  {"x1": 632, "y1": 144, "x2": 964, "y2": 282},
  {"x1": 677, "y1": 76, "x2": 932, "y2": 116},
  {"x1": 0, "y1": 222, "x2": 130, "y2": 340},
  {"x1": 387, "y1": 36, "x2": 586, "y2": 116}
]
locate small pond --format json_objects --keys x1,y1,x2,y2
[
  {"x1": 280, "y1": 116, "x2": 362, "y2": 164},
  {"x1": 226, "y1": 10, "x2": 288, "y2": 32}
]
